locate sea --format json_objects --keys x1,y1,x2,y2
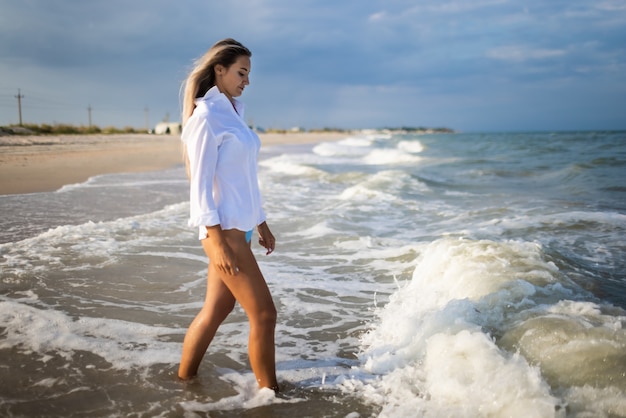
[{"x1": 1, "y1": 131, "x2": 625, "y2": 417}]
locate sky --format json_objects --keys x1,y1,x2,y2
[{"x1": 0, "y1": 0, "x2": 625, "y2": 132}]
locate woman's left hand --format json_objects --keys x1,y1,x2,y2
[{"x1": 257, "y1": 222, "x2": 276, "y2": 255}]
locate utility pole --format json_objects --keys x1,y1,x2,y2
[
  {"x1": 144, "y1": 106, "x2": 149, "y2": 132},
  {"x1": 15, "y1": 88, "x2": 24, "y2": 126},
  {"x1": 87, "y1": 104, "x2": 92, "y2": 127}
]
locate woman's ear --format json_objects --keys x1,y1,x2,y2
[{"x1": 215, "y1": 64, "x2": 224, "y2": 76}]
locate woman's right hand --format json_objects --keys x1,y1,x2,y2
[{"x1": 202, "y1": 226, "x2": 239, "y2": 276}]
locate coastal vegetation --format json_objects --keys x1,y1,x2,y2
[{"x1": 0, "y1": 123, "x2": 144, "y2": 136}]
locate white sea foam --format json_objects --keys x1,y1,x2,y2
[
  {"x1": 337, "y1": 170, "x2": 430, "y2": 203},
  {"x1": 338, "y1": 136, "x2": 375, "y2": 147},
  {"x1": 287, "y1": 221, "x2": 339, "y2": 239},
  {"x1": 313, "y1": 137, "x2": 372, "y2": 157},
  {"x1": 56, "y1": 175, "x2": 100, "y2": 193},
  {"x1": 0, "y1": 202, "x2": 189, "y2": 276},
  {"x1": 397, "y1": 139, "x2": 425, "y2": 153},
  {"x1": 362, "y1": 148, "x2": 422, "y2": 165},
  {"x1": 341, "y1": 237, "x2": 625, "y2": 417},
  {"x1": 0, "y1": 295, "x2": 181, "y2": 369},
  {"x1": 259, "y1": 155, "x2": 326, "y2": 177},
  {"x1": 338, "y1": 184, "x2": 397, "y2": 202},
  {"x1": 180, "y1": 373, "x2": 301, "y2": 413},
  {"x1": 56, "y1": 169, "x2": 186, "y2": 193}
]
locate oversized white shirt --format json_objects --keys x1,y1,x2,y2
[{"x1": 181, "y1": 86, "x2": 266, "y2": 240}]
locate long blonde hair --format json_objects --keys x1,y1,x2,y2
[{"x1": 180, "y1": 38, "x2": 251, "y2": 178}]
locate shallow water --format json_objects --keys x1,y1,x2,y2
[{"x1": 1, "y1": 131, "x2": 625, "y2": 417}]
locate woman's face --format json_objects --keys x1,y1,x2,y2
[{"x1": 215, "y1": 55, "x2": 251, "y2": 101}]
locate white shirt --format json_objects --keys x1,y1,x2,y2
[{"x1": 181, "y1": 86, "x2": 266, "y2": 239}]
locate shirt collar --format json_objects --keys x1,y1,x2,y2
[{"x1": 198, "y1": 86, "x2": 245, "y2": 116}]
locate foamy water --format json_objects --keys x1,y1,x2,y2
[{"x1": 1, "y1": 131, "x2": 625, "y2": 417}]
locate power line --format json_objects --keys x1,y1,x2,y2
[
  {"x1": 1, "y1": 88, "x2": 161, "y2": 127},
  {"x1": 4, "y1": 89, "x2": 142, "y2": 112}
]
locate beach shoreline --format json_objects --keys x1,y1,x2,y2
[{"x1": 0, "y1": 132, "x2": 348, "y2": 195}]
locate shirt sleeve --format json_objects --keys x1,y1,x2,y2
[
  {"x1": 256, "y1": 186, "x2": 267, "y2": 226},
  {"x1": 182, "y1": 114, "x2": 222, "y2": 229}
]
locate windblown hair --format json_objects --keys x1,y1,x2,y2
[{"x1": 180, "y1": 38, "x2": 251, "y2": 178}]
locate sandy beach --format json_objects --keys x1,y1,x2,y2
[{"x1": 0, "y1": 132, "x2": 347, "y2": 195}]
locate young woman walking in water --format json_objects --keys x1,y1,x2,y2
[{"x1": 178, "y1": 38, "x2": 279, "y2": 392}]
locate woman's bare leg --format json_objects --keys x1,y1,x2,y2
[
  {"x1": 178, "y1": 230, "x2": 278, "y2": 389},
  {"x1": 214, "y1": 231, "x2": 278, "y2": 389},
  {"x1": 178, "y1": 271, "x2": 236, "y2": 379}
]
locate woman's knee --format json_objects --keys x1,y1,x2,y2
[{"x1": 251, "y1": 305, "x2": 277, "y2": 328}]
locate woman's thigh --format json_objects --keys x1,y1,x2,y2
[
  {"x1": 204, "y1": 269, "x2": 236, "y2": 315},
  {"x1": 207, "y1": 229, "x2": 275, "y2": 315}
]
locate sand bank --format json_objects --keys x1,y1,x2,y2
[{"x1": 0, "y1": 132, "x2": 348, "y2": 195}]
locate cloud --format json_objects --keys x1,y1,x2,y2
[
  {"x1": 0, "y1": 0, "x2": 624, "y2": 131},
  {"x1": 486, "y1": 46, "x2": 568, "y2": 62},
  {"x1": 368, "y1": 11, "x2": 387, "y2": 22},
  {"x1": 596, "y1": 0, "x2": 626, "y2": 12},
  {"x1": 413, "y1": 0, "x2": 509, "y2": 14}
]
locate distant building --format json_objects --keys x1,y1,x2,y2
[{"x1": 154, "y1": 122, "x2": 182, "y2": 135}]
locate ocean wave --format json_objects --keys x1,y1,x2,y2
[
  {"x1": 345, "y1": 237, "x2": 625, "y2": 417},
  {"x1": 0, "y1": 202, "x2": 189, "y2": 276}
]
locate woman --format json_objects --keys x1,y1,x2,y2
[{"x1": 178, "y1": 38, "x2": 279, "y2": 392}]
